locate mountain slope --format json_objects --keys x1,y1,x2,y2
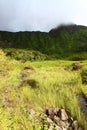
[{"x1": 0, "y1": 24, "x2": 87, "y2": 60}]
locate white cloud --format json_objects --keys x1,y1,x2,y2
[{"x1": 0, "y1": 0, "x2": 87, "y2": 32}]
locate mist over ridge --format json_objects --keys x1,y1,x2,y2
[{"x1": 0, "y1": 0, "x2": 87, "y2": 32}]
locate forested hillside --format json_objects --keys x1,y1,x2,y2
[{"x1": 0, "y1": 24, "x2": 87, "y2": 60}]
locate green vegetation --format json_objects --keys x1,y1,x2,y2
[
  {"x1": 0, "y1": 49, "x2": 87, "y2": 129},
  {"x1": 3, "y1": 48, "x2": 51, "y2": 61},
  {"x1": 0, "y1": 24, "x2": 87, "y2": 60},
  {"x1": 81, "y1": 67, "x2": 87, "y2": 84},
  {"x1": 0, "y1": 24, "x2": 87, "y2": 129}
]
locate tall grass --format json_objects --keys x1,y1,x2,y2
[{"x1": 0, "y1": 50, "x2": 87, "y2": 129}]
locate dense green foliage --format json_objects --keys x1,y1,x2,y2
[
  {"x1": 0, "y1": 24, "x2": 87, "y2": 60},
  {"x1": 3, "y1": 48, "x2": 51, "y2": 61}
]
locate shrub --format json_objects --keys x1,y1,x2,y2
[
  {"x1": 3, "y1": 48, "x2": 51, "y2": 61},
  {"x1": 20, "y1": 79, "x2": 39, "y2": 89}
]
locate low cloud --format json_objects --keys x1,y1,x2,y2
[{"x1": 0, "y1": 0, "x2": 87, "y2": 32}]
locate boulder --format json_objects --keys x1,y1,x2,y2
[
  {"x1": 72, "y1": 120, "x2": 79, "y2": 130},
  {"x1": 60, "y1": 109, "x2": 68, "y2": 121},
  {"x1": 72, "y1": 63, "x2": 82, "y2": 71},
  {"x1": 24, "y1": 65, "x2": 34, "y2": 70}
]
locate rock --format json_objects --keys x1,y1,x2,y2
[
  {"x1": 60, "y1": 109, "x2": 68, "y2": 121},
  {"x1": 45, "y1": 108, "x2": 55, "y2": 120},
  {"x1": 64, "y1": 121, "x2": 70, "y2": 128},
  {"x1": 60, "y1": 120, "x2": 68, "y2": 129},
  {"x1": 47, "y1": 117, "x2": 53, "y2": 123},
  {"x1": 54, "y1": 115, "x2": 60, "y2": 125},
  {"x1": 27, "y1": 108, "x2": 35, "y2": 115},
  {"x1": 27, "y1": 108, "x2": 35, "y2": 121},
  {"x1": 47, "y1": 117, "x2": 53, "y2": 127},
  {"x1": 48, "y1": 125, "x2": 53, "y2": 130},
  {"x1": 56, "y1": 125, "x2": 62, "y2": 130},
  {"x1": 68, "y1": 117, "x2": 73, "y2": 125},
  {"x1": 44, "y1": 108, "x2": 83, "y2": 130},
  {"x1": 24, "y1": 66, "x2": 34, "y2": 70},
  {"x1": 72, "y1": 120, "x2": 79, "y2": 130},
  {"x1": 62, "y1": 128, "x2": 67, "y2": 130},
  {"x1": 72, "y1": 63, "x2": 82, "y2": 71},
  {"x1": 68, "y1": 127, "x2": 73, "y2": 130},
  {"x1": 54, "y1": 108, "x2": 60, "y2": 115}
]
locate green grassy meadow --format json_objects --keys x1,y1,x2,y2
[{"x1": 0, "y1": 49, "x2": 87, "y2": 130}]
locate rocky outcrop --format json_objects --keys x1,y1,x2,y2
[
  {"x1": 42, "y1": 108, "x2": 83, "y2": 130},
  {"x1": 27, "y1": 107, "x2": 83, "y2": 130}
]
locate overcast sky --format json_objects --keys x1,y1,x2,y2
[{"x1": 0, "y1": 0, "x2": 87, "y2": 32}]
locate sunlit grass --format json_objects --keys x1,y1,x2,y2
[{"x1": 0, "y1": 50, "x2": 87, "y2": 129}]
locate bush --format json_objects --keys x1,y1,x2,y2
[
  {"x1": 81, "y1": 68, "x2": 87, "y2": 84},
  {"x1": 3, "y1": 48, "x2": 51, "y2": 61},
  {"x1": 68, "y1": 53, "x2": 87, "y2": 61}
]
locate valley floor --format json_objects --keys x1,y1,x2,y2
[{"x1": 0, "y1": 51, "x2": 87, "y2": 130}]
